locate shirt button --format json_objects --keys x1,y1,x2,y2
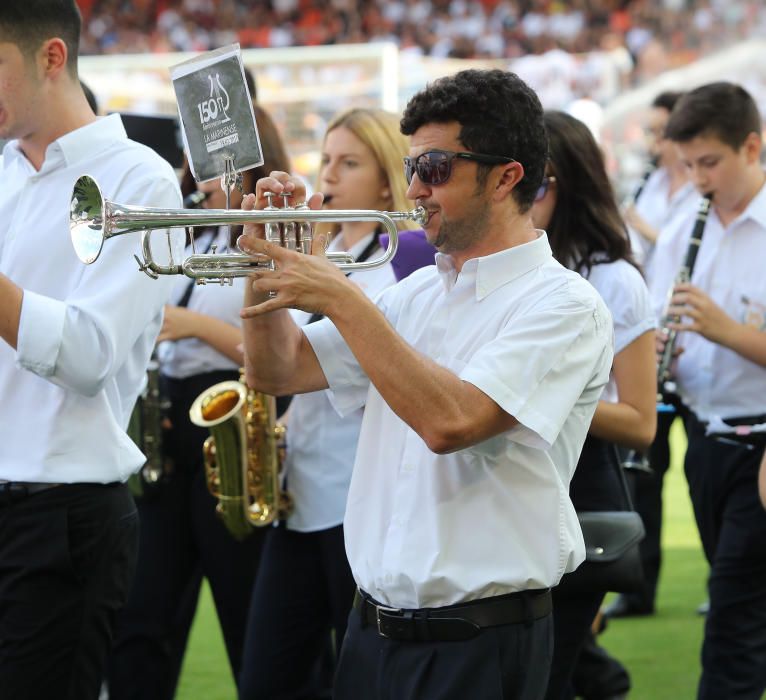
[{"x1": 401, "y1": 462, "x2": 414, "y2": 473}]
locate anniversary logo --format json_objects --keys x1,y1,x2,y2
[{"x1": 170, "y1": 44, "x2": 263, "y2": 183}]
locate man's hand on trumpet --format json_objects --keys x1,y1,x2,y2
[{"x1": 237, "y1": 172, "x2": 365, "y2": 319}]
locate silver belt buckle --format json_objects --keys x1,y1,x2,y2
[{"x1": 375, "y1": 604, "x2": 402, "y2": 638}]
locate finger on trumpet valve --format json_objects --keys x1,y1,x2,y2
[
  {"x1": 294, "y1": 202, "x2": 313, "y2": 255},
  {"x1": 280, "y1": 193, "x2": 298, "y2": 251},
  {"x1": 263, "y1": 192, "x2": 284, "y2": 249}
]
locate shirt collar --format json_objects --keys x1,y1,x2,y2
[
  {"x1": 435, "y1": 231, "x2": 553, "y2": 300},
  {"x1": 734, "y1": 176, "x2": 766, "y2": 231},
  {"x1": 1, "y1": 114, "x2": 128, "y2": 174}
]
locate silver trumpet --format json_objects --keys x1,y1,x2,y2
[{"x1": 69, "y1": 175, "x2": 428, "y2": 283}]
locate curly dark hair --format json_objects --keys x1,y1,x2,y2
[
  {"x1": 0, "y1": 0, "x2": 81, "y2": 77},
  {"x1": 543, "y1": 111, "x2": 636, "y2": 277},
  {"x1": 665, "y1": 82, "x2": 762, "y2": 151},
  {"x1": 400, "y1": 69, "x2": 547, "y2": 213}
]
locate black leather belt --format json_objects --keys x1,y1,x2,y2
[
  {"x1": 354, "y1": 588, "x2": 552, "y2": 642},
  {"x1": 0, "y1": 481, "x2": 62, "y2": 506}
]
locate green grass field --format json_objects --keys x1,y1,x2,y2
[{"x1": 176, "y1": 420, "x2": 708, "y2": 699}]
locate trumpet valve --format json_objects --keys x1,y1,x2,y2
[
  {"x1": 263, "y1": 192, "x2": 284, "y2": 277},
  {"x1": 294, "y1": 202, "x2": 313, "y2": 254},
  {"x1": 279, "y1": 193, "x2": 298, "y2": 251}
]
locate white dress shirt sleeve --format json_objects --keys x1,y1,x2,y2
[
  {"x1": 461, "y1": 283, "x2": 613, "y2": 449},
  {"x1": 588, "y1": 261, "x2": 655, "y2": 354},
  {"x1": 303, "y1": 317, "x2": 370, "y2": 417},
  {"x1": 16, "y1": 172, "x2": 182, "y2": 396}
]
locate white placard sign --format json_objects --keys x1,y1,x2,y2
[{"x1": 170, "y1": 44, "x2": 263, "y2": 183}]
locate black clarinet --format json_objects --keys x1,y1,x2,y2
[
  {"x1": 619, "y1": 193, "x2": 712, "y2": 477},
  {"x1": 657, "y1": 194, "x2": 713, "y2": 396}
]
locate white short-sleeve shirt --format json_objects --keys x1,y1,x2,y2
[
  {"x1": 583, "y1": 258, "x2": 655, "y2": 403},
  {"x1": 304, "y1": 232, "x2": 614, "y2": 608}
]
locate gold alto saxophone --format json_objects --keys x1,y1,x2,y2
[{"x1": 189, "y1": 372, "x2": 292, "y2": 540}]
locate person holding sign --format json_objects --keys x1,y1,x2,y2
[
  {"x1": 107, "y1": 104, "x2": 292, "y2": 700},
  {"x1": 0, "y1": 1, "x2": 182, "y2": 698}
]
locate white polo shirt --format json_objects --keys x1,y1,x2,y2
[
  {"x1": 0, "y1": 115, "x2": 183, "y2": 483},
  {"x1": 304, "y1": 232, "x2": 614, "y2": 608},
  {"x1": 650, "y1": 184, "x2": 766, "y2": 421}
]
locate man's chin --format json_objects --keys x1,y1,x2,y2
[{"x1": 424, "y1": 226, "x2": 440, "y2": 246}]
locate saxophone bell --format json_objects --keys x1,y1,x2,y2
[{"x1": 189, "y1": 376, "x2": 291, "y2": 540}]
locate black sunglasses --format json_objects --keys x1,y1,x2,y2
[
  {"x1": 403, "y1": 149, "x2": 515, "y2": 186},
  {"x1": 534, "y1": 175, "x2": 556, "y2": 202}
]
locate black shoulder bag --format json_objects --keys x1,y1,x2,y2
[{"x1": 557, "y1": 445, "x2": 646, "y2": 595}]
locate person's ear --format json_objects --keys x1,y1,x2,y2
[
  {"x1": 743, "y1": 131, "x2": 762, "y2": 165},
  {"x1": 493, "y1": 161, "x2": 524, "y2": 201},
  {"x1": 38, "y1": 38, "x2": 68, "y2": 80}
]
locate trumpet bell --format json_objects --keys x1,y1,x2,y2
[{"x1": 70, "y1": 175, "x2": 108, "y2": 264}]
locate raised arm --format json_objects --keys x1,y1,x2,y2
[
  {"x1": 238, "y1": 174, "x2": 516, "y2": 451},
  {"x1": 243, "y1": 257, "x2": 517, "y2": 453}
]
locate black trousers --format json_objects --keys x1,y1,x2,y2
[
  {"x1": 0, "y1": 482, "x2": 138, "y2": 700},
  {"x1": 546, "y1": 589, "x2": 604, "y2": 700},
  {"x1": 239, "y1": 523, "x2": 356, "y2": 700},
  {"x1": 108, "y1": 370, "x2": 266, "y2": 700},
  {"x1": 571, "y1": 631, "x2": 630, "y2": 700},
  {"x1": 334, "y1": 603, "x2": 552, "y2": 700},
  {"x1": 625, "y1": 400, "x2": 689, "y2": 611},
  {"x1": 684, "y1": 416, "x2": 766, "y2": 700}
]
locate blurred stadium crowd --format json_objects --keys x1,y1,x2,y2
[
  {"x1": 78, "y1": 1, "x2": 766, "y2": 75},
  {"x1": 75, "y1": 0, "x2": 766, "y2": 124}
]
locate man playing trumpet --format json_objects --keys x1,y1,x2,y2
[{"x1": 239, "y1": 69, "x2": 613, "y2": 699}]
